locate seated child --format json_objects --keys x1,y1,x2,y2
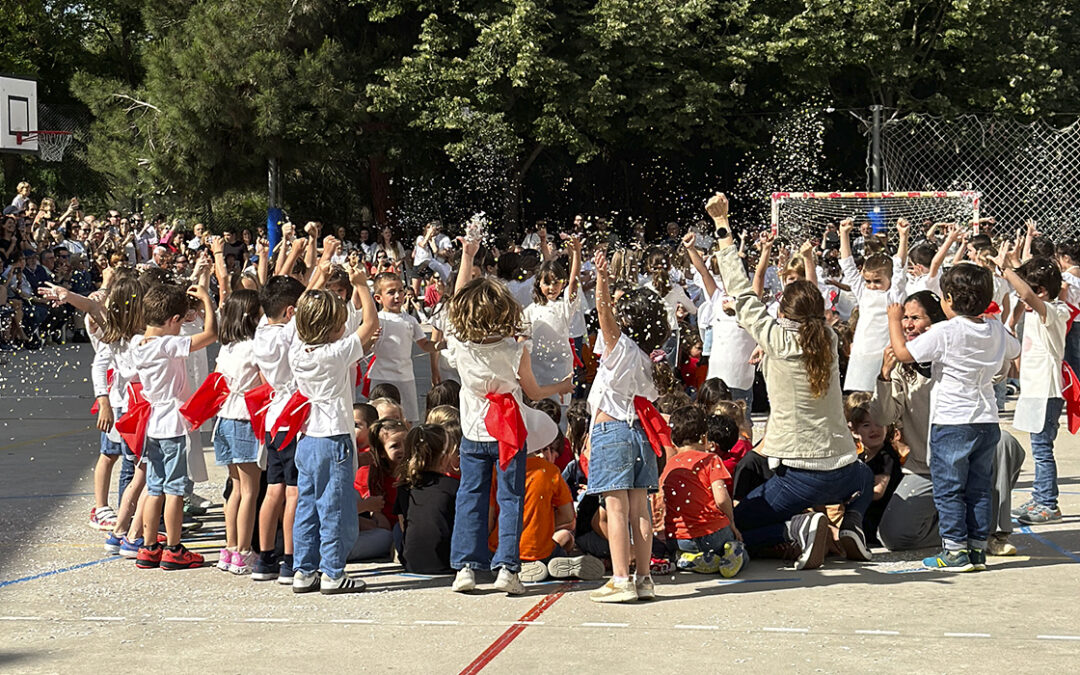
[
  {"x1": 370, "y1": 397, "x2": 406, "y2": 424},
  {"x1": 425, "y1": 380, "x2": 461, "y2": 415},
  {"x1": 369, "y1": 382, "x2": 401, "y2": 405},
  {"x1": 661, "y1": 405, "x2": 747, "y2": 577},
  {"x1": 845, "y1": 393, "x2": 903, "y2": 547},
  {"x1": 490, "y1": 438, "x2": 604, "y2": 583},
  {"x1": 705, "y1": 413, "x2": 742, "y2": 495},
  {"x1": 355, "y1": 419, "x2": 408, "y2": 533},
  {"x1": 394, "y1": 424, "x2": 459, "y2": 574}
]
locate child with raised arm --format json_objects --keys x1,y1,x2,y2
[
  {"x1": 888, "y1": 263, "x2": 1020, "y2": 571},
  {"x1": 368, "y1": 271, "x2": 439, "y2": 424},
  {"x1": 523, "y1": 234, "x2": 583, "y2": 403},
  {"x1": 288, "y1": 263, "x2": 380, "y2": 594},
  {"x1": 586, "y1": 248, "x2": 671, "y2": 603},
  {"x1": 131, "y1": 282, "x2": 217, "y2": 570},
  {"x1": 252, "y1": 275, "x2": 306, "y2": 583},
  {"x1": 839, "y1": 217, "x2": 909, "y2": 391},
  {"x1": 445, "y1": 238, "x2": 571, "y2": 596},
  {"x1": 998, "y1": 252, "x2": 1068, "y2": 525}
]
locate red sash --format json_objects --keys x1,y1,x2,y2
[
  {"x1": 484, "y1": 393, "x2": 527, "y2": 470},
  {"x1": 271, "y1": 391, "x2": 311, "y2": 450},
  {"x1": 114, "y1": 382, "x2": 150, "y2": 460},
  {"x1": 361, "y1": 355, "x2": 376, "y2": 397},
  {"x1": 1067, "y1": 303, "x2": 1080, "y2": 325},
  {"x1": 985, "y1": 301, "x2": 1001, "y2": 316},
  {"x1": 244, "y1": 383, "x2": 274, "y2": 442},
  {"x1": 90, "y1": 368, "x2": 115, "y2": 415},
  {"x1": 1062, "y1": 361, "x2": 1080, "y2": 435},
  {"x1": 633, "y1": 396, "x2": 670, "y2": 458},
  {"x1": 179, "y1": 372, "x2": 230, "y2": 430},
  {"x1": 570, "y1": 339, "x2": 584, "y2": 369}
]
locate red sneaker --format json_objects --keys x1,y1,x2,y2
[
  {"x1": 135, "y1": 544, "x2": 163, "y2": 569},
  {"x1": 161, "y1": 544, "x2": 205, "y2": 570}
]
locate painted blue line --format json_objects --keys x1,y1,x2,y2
[
  {"x1": 1018, "y1": 525, "x2": 1080, "y2": 563},
  {"x1": 0, "y1": 556, "x2": 121, "y2": 589},
  {"x1": 884, "y1": 568, "x2": 934, "y2": 575}
]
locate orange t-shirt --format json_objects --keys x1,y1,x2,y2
[
  {"x1": 489, "y1": 455, "x2": 573, "y2": 561},
  {"x1": 660, "y1": 449, "x2": 731, "y2": 540}
]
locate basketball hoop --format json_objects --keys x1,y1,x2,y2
[{"x1": 15, "y1": 130, "x2": 72, "y2": 162}]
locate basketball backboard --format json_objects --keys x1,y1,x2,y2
[{"x1": 0, "y1": 75, "x2": 38, "y2": 154}]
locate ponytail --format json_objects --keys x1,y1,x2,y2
[{"x1": 779, "y1": 280, "x2": 833, "y2": 399}]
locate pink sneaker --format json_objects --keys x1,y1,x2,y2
[
  {"x1": 229, "y1": 550, "x2": 255, "y2": 575},
  {"x1": 216, "y1": 548, "x2": 235, "y2": 572}
]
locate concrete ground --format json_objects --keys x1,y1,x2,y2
[{"x1": 2, "y1": 343, "x2": 1080, "y2": 674}]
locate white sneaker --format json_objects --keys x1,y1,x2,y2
[
  {"x1": 452, "y1": 567, "x2": 476, "y2": 593},
  {"x1": 292, "y1": 570, "x2": 321, "y2": 594},
  {"x1": 493, "y1": 568, "x2": 525, "y2": 595},
  {"x1": 519, "y1": 560, "x2": 549, "y2": 583},
  {"x1": 320, "y1": 573, "x2": 366, "y2": 595}
]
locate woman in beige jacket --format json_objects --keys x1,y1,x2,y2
[{"x1": 691, "y1": 193, "x2": 875, "y2": 570}]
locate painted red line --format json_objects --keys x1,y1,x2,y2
[{"x1": 459, "y1": 583, "x2": 573, "y2": 675}]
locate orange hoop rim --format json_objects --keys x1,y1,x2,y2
[{"x1": 14, "y1": 130, "x2": 72, "y2": 145}]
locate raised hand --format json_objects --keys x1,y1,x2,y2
[
  {"x1": 839, "y1": 218, "x2": 854, "y2": 236},
  {"x1": 705, "y1": 192, "x2": 729, "y2": 221},
  {"x1": 896, "y1": 218, "x2": 910, "y2": 238},
  {"x1": 593, "y1": 250, "x2": 609, "y2": 278}
]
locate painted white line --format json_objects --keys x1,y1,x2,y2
[
  {"x1": 1037, "y1": 634, "x2": 1080, "y2": 641},
  {"x1": 581, "y1": 622, "x2": 629, "y2": 628},
  {"x1": 0, "y1": 616, "x2": 43, "y2": 621},
  {"x1": 83, "y1": 616, "x2": 125, "y2": 622},
  {"x1": 762, "y1": 627, "x2": 809, "y2": 633},
  {"x1": 512, "y1": 620, "x2": 544, "y2": 626},
  {"x1": 415, "y1": 620, "x2": 459, "y2": 626},
  {"x1": 675, "y1": 624, "x2": 719, "y2": 631},
  {"x1": 331, "y1": 619, "x2": 375, "y2": 625},
  {"x1": 855, "y1": 629, "x2": 900, "y2": 636},
  {"x1": 943, "y1": 632, "x2": 991, "y2": 639},
  {"x1": 163, "y1": 617, "x2": 206, "y2": 622},
  {"x1": 245, "y1": 618, "x2": 289, "y2": 623}
]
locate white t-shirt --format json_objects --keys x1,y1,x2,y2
[
  {"x1": 523, "y1": 287, "x2": 581, "y2": 388},
  {"x1": 254, "y1": 319, "x2": 299, "y2": 433},
  {"x1": 1020, "y1": 302, "x2": 1069, "y2": 400},
  {"x1": 370, "y1": 311, "x2": 424, "y2": 380},
  {"x1": 587, "y1": 333, "x2": 658, "y2": 423},
  {"x1": 429, "y1": 309, "x2": 459, "y2": 383},
  {"x1": 445, "y1": 336, "x2": 557, "y2": 449},
  {"x1": 1062, "y1": 271, "x2": 1080, "y2": 312},
  {"x1": 699, "y1": 288, "x2": 757, "y2": 391},
  {"x1": 129, "y1": 334, "x2": 191, "y2": 439},
  {"x1": 644, "y1": 280, "x2": 696, "y2": 332},
  {"x1": 289, "y1": 333, "x2": 365, "y2": 438},
  {"x1": 215, "y1": 340, "x2": 261, "y2": 420},
  {"x1": 906, "y1": 316, "x2": 1020, "y2": 425},
  {"x1": 508, "y1": 277, "x2": 535, "y2": 309}
]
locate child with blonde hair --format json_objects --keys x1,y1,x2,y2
[
  {"x1": 445, "y1": 239, "x2": 572, "y2": 596},
  {"x1": 287, "y1": 263, "x2": 379, "y2": 594}
]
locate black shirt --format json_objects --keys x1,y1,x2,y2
[{"x1": 394, "y1": 472, "x2": 458, "y2": 574}]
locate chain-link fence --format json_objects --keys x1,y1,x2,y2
[{"x1": 880, "y1": 112, "x2": 1080, "y2": 241}]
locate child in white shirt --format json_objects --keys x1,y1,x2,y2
[
  {"x1": 1056, "y1": 239, "x2": 1080, "y2": 376},
  {"x1": 1001, "y1": 255, "x2": 1069, "y2": 524},
  {"x1": 840, "y1": 217, "x2": 909, "y2": 391},
  {"x1": 131, "y1": 283, "x2": 217, "y2": 570},
  {"x1": 369, "y1": 272, "x2": 439, "y2": 423},
  {"x1": 890, "y1": 263, "x2": 1019, "y2": 572},
  {"x1": 445, "y1": 240, "x2": 572, "y2": 596},
  {"x1": 288, "y1": 265, "x2": 379, "y2": 595},
  {"x1": 523, "y1": 235, "x2": 582, "y2": 401}
]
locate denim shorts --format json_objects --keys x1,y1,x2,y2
[
  {"x1": 144, "y1": 435, "x2": 188, "y2": 497},
  {"x1": 100, "y1": 431, "x2": 123, "y2": 457},
  {"x1": 586, "y1": 420, "x2": 658, "y2": 494},
  {"x1": 213, "y1": 418, "x2": 260, "y2": 465}
]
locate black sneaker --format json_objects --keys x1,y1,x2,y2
[
  {"x1": 838, "y1": 522, "x2": 872, "y2": 561},
  {"x1": 252, "y1": 552, "x2": 279, "y2": 581},
  {"x1": 969, "y1": 549, "x2": 987, "y2": 571},
  {"x1": 278, "y1": 555, "x2": 295, "y2": 585},
  {"x1": 787, "y1": 512, "x2": 828, "y2": 570}
]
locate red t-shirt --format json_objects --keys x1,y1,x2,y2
[
  {"x1": 660, "y1": 449, "x2": 731, "y2": 540},
  {"x1": 553, "y1": 437, "x2": 573, "y2": 471},
  {"x1": 355, "y1": 458, "x2": 397, "y2": 524},
  {"x1": 716, "y1": 438, "x2": 752, "y2": 493}
]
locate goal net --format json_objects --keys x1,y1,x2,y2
[
  {"x1": 771, "y1": 191, "x2": 979, "y2": 244},
  {"x1": 880, "y1": 113, "x2": 1080, "y2": 243}
]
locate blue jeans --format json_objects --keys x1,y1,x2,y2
[
  {"x1": 293, "y1": 434, "x2": 358, "y2": 579},
  {"x1": 118, "y1": 455, "x2": 135, "y2": 505},
  {"x1": 733, "y1": 461, "x2": 874, "y2": 549},
  {"x1": 1031, "y1": 398, "x2": 1064, "y2": 509},
  {"x1": 143, "y1": 436, "x2": 188, "y2": 497},
  {"x1": 929, "y1": 423, "x2": 999, "y2": 549},
  {"x1": 450, "y1": 438, "x2": 526, "y2": 573}
]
